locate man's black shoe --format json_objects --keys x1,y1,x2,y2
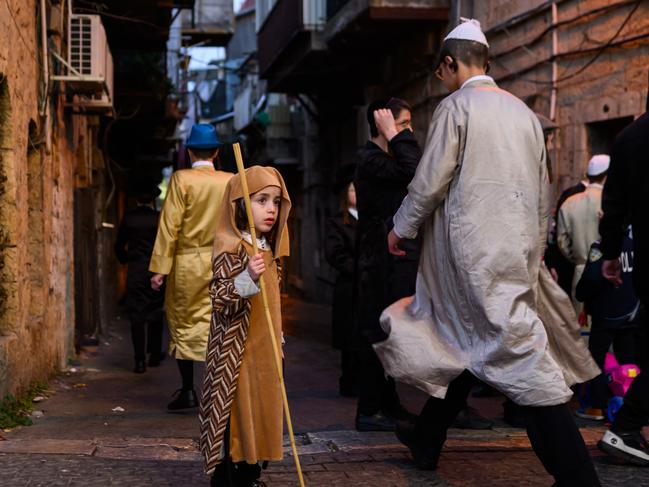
[
  {"x1": 395, "y1": 420, "x2": 439, "y2": 470},
  {"x1": 598, "y1": 429, "x2": 649, "y2": 466},
  {"x1": 356, "y1": 412, "x2": 396, "y2": 432},
  {"x1": 133, "y1": 360, "x2": 146, "y2": 374},
  {"x1": 452, "y1": 406, "x2": 494, "y2": 430},
  {"x1": 167, "y1": 389, "x2": 198, "y2": 410}
]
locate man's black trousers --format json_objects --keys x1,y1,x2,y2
[
  {"x1": 415, "y1": 371, "x2": 601, "y2": 486},
  {"x1": 130, "y1": 313, "x2": 163, "y2": 361},
  {"x1": 357, "y1": 343, "x2": 400, "y2": 416}
]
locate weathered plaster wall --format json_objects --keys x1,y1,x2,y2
[
  {"x1": 0, "y1": 0, "x2": 77, "y2": 396},
  {"x1": 476, "y1": 0, "x2": 649, "y2": 193}
]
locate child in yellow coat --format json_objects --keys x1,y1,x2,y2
[{"x1": 200, "y1": 166, "x2": 291, "y2": 487}]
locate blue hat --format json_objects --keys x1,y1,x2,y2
[{"x1": 185, "y1": 123, "x2": 221, "y2": 150}]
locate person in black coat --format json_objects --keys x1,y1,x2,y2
[
  {"x1": 114, "y1": 183, "x2": 165, "y2": 373},
  {"x1": 597, "y1": 91, "x2": 649, "y2": 464},
  {"x1": 325, "y1": 165, "x2": 360, "y2": 397},
  {"x1": 353, "y1": 98, "x2": 421, "y2": 431}
]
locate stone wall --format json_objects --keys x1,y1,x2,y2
[
  {"x1": 476, "y1": 0, "x2": 649, "y2": 193},
  {"x1": 358, "y1": 0, "x2": 649, "y2": 196},
  {"x1": 0, "y1": 0, "x2": 77, "y2": 396}
]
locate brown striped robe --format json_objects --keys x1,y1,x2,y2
[{"x1": 199, "y1": 241, "x2": 283, "y2": 474}]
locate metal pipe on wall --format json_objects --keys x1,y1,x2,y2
[{"x1": 40, "y1": 0, "x2": 51, "y2": 152}]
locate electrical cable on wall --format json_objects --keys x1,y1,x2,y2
[{"x1": 496, "y1": 0, "x2": 644, "y2": 86}]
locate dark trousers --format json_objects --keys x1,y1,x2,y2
[
  {"x1": 357, "y1": 343, "x2": 400, "y2": 416},
  {"x1": 340, "y1": 350, "x2": 359, "y2": 392},
  {"x1": 588, "y1": 325, "x2": 637, "y2": 409},
  {"x1": 130, "y1": 314, "x2": 163, "y2": 361},
  {"x1": 416, "y1": 371, "x2": 601, "y2": 487},
  {"x1": 613, "y1": 304, "x2": 649, "y2": 431},
  {"x1": 177, "y1": 359, "x2": 195, "y2": 391}
]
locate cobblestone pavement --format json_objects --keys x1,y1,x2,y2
[
  {"x1": 0, "y1": 448, "x2": 646, "y2": 486},
  {"x1": 1, "y1": 298, "x2": 648, "y2": 486}
]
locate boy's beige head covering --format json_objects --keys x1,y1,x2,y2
[{"x1": 212, "y1": 165, "x2": 291, "y2": 258}]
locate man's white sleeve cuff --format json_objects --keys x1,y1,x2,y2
[{"x1": 234, "y1": 270, "x2": 260, "y2": 298}]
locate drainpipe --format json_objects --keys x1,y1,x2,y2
[
  {"x1": 550, "y1": 1, "x2": 558, "y2": 120},
  {"x1": 40, "y1": 0, "x2": 51, "y2": 152}
]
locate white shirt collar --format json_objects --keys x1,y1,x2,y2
[
  {"x1": 192, "y1": 160, "x2": 213, "y2": 168},
  {"x1": 348, "y1": 208, "x2": 358, "y2": 220},
  {"x1": 460, "y1": 75, "x2": 494, "y2": 90},
  {"x1": 241, "y1": 231, "x2": 270, "y2": 251}
]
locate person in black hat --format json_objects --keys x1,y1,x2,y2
[
  {"x1": 325, "y1": 164, "x2": 360, "y2": 397},
  {"x1": 114, "y1": 180, "x2": 165, "y2": 373},
  {"x1": 149, "y1": 124, "x2": 233, "y2": 410}
]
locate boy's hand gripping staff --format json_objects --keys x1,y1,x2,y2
[{"x1": 232, "y1": 143, "x2": 305, "y2": 487}]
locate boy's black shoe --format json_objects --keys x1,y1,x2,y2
[
  {"x1": 356, "y1": 412, "x2": 396, "y2": 432},
  {"x1": 395, "y1": 420, "x2": 439, "y2": 470},
  {"x1": 598, "y1": 429, "x2": 649, "y2": 466},
  {"x1": 133, "y1": 360, "x2": 146, "y2": 374},
  {"x1": 167, "y1": 389, "x2": 198, "y2": 410}
]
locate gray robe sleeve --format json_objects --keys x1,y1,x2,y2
[{"x1": 393, "y1": 105, "x2": 460, "y2": 239}]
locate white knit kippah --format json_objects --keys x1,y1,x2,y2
[
  {"x1": 587, "y1": 154, "x2": 610, "y2": 176},
  {"x1": 444, "y1": 18, "x2": 489, "y2": 47}
]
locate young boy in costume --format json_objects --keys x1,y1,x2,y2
[{"x1": 199, "y1": 166, "x2": 291, "y2": 487}]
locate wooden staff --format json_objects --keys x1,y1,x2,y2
[{"x1": 232, "y1": 143, "x2": 305, "y2": 487}]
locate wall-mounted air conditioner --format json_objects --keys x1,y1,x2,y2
[{"x1": 52, "y1": 14, "x2": 114, "y2": 114}]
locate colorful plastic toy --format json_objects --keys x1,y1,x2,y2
[{"x1": 604, "y1": 352, "x2": 641, "y2": 422}]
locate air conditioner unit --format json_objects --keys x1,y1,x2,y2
[{"x1": 52, "y1": 14, "x2": 114, "y2": 114}]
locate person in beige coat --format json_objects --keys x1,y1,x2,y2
[
  {"x1": 557, "y1": 154, "x2": 610, "y2": 313},
  {"x1": 380, "y1": 19, "x2": 600, "y2": 486},
  {"x1": 150, "y1": 124, "x2": 232, "y2": 410}
]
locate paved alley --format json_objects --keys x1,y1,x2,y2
[{"x1": 0, "y1": 298, "x2": 647, "y2": 486}]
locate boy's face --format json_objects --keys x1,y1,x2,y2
[
  {"x1": 251, "y1": 185, "x2": 282, "y2": 234},
  {"x1": 394, "y1": 109, "x2": 413, "y2": 133}
]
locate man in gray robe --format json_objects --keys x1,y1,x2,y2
[{"x1": 377, "y1": 19, "x2": 601, "y2": 486}]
